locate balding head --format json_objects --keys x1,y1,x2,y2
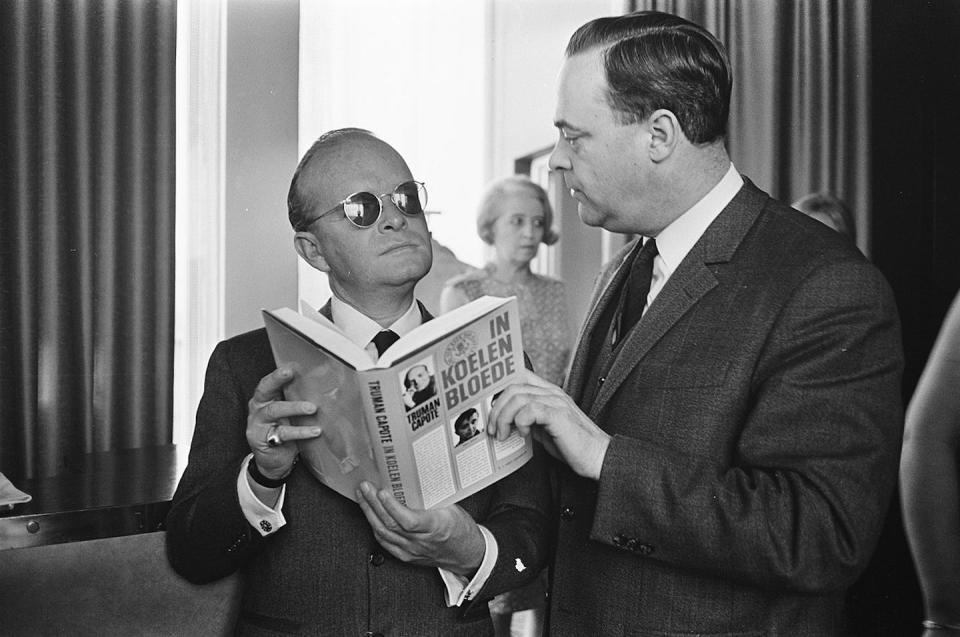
[{"x1": 287, "y1": 128, "x2": 412, "y2": 232}]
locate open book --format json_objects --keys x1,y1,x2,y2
[{"x1": 262, "y1": 296, "x2": 531, "y2": 510}]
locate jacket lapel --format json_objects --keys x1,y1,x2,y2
[{"x1": 586, "y1": 180, "x2": 769, "y2": 418}]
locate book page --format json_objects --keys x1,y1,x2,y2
[
  {"x1": 266, "y1": 307, "x2": 372, "y2": 370},
  {"x1": 269, "y1": 296, "x2": 512, "y2": 371},
  {"x1": 378, "y1": 296, "x2": 512, "y2": 366},
  {"x1": 411, "y1": 426, "x2": 457, "y2": 509}
]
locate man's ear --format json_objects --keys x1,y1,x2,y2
[
  {"x1": 294, "y1": 231, "x2": 331, "y2": 273},
  {"x1": 647, "y1": 108, "x2": 681, "y2": 163}
]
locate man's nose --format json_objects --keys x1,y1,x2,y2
[
  {"x1": 379, "y1": 196, "x2": 407, "y2": 230},
  {"x1": 548, "y1": 139, "x2": 569, "y2": 171}
]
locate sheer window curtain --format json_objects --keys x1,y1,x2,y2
[
  {"x1": 0, "y1": 0, "x2": 176, "y2": 480},
  {"x1": 628, "y1": 0, "x2": 871, "y2": 254}
]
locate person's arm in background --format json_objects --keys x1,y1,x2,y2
[
  {"x1": 902, "y1": 292, "x2": 960, "y2": 635},
  {"x1": 439, "y1": 282, "x2": 471, "y2": 314}
]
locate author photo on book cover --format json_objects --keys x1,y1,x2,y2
[
  {"x1": 454, "y1": 407, "x2": 483, "y2": 446},
  {"x1": 401, "y1": 359, "x2": 438, "y2": 410}
]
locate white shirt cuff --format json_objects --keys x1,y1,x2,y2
[
  {"x1": 439, "y1": 525, "x2": 498, "y2": 607},
  {"x1": 237, "y1": 454, "x2": 287, "y2": 536}
]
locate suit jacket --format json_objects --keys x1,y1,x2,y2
[
  {"x1": 166, "y1": 301, "x2": 551, "y2": 636},
  {"x1": 549, "y1": 179, "x2": 903, "y2": 636}
]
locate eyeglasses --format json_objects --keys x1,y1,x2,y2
[{"x1": 299, "y1": 180, "x2": 427, "y2": 230}]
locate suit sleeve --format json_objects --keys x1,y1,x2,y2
[
  {"x1": 165, "y1": 340, "x2": 268, "y2": 584},
  {"x1": 591, "y1": 257, "x2": 904, "y2": 593},
  {"x1": 459, "y1": 441, "x2": 554, "y2": 617},
  {"x1": 458, "y1": 351, "x2": 554, "y2": 617}
]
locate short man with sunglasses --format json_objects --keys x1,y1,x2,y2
[{"x1": 166, "y1": 129, "x2": 551, "y2": 635}]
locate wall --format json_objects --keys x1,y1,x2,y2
[
  {"x1": 224, "y1": 0, "x2": 300, "y2": 337},
  {"x1": 487, "y1": 0, "x2": 617, "y2": 178},
  {"x1": 296, "y1": 0, "x2": 489, "y2": 311},
  {"x1": 489, "y1": 0, "x2": 623, "y2": 331}
]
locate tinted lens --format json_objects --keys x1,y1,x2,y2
[
  {"x1": 342, "y1": 192, "x2": 381, "y2": 227},
  {"x1": 393, "y1": 181, "x2": 427, "y2": 215}
]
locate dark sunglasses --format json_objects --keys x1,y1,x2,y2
[{"x1": 299, "y1": 180, "x2": 427, "y2": 230}]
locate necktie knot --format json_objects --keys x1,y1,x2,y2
[{"x1": 372, "y1": 329, "x2": 400, "y2": 357}]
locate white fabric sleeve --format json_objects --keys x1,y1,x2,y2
[
  {"x1": 237, "y1": 454, "x2": 287, "y2": 536},
  {"x1": 439, "y1": 524, "x2": 498, "y2": 607}
]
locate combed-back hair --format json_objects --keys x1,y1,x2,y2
[
  {"x1": 566, "y1": 11, "x2": 732, "y2": 144},
  {"x1": 287, "y1": 127, "x2": 377, "y2": 231}
]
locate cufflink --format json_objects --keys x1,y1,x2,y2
[{"x1": 514, "y1": 558, "x2": 526, "y2": 572}]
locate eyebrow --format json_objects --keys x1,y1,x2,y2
[{"x1": 555, "y1": 120, "x2": 588, "y2": 137}]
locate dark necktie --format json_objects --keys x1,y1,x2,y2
[
  {"x1": 371, "y1": 329, "x2": 400, "y2": 357},
  {"x1": 616, "y1": 238, "x2": 659, "y2": 344}
]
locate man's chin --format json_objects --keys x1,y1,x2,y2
[
  {"x1": 386, "y1": 261, "x2": 431, "y2": 288},
  {"x1": 576, "y1": 201, "x2": 606, "y2": 228}
]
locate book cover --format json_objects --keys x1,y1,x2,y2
[{"x1": 262, "y1": 295, "x2": 531, "y2": 510}]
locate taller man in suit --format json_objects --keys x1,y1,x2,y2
[
  {"x1": 490, "y1": 12, "x2": 903, "y2": 635},
  {"x1": 166, "y1": 128, "x2": 550, "y2": 636}
]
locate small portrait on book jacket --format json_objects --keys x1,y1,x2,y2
[
  {"x1": 400, "y1": 357, "x2": 437, "y2": 411},
  {"x1": 453, "y1": 406, "x2": 483, "y2": 447}
]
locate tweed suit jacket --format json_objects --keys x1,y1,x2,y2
[
  {"x1": 548, "y1": 179, "x2": 904, "y2": 636},
  {"x1": 166, "y1": 302, "x2": 551, "y2": 636}
]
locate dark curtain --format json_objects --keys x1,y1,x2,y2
[
  {"x1": 0, "y1": 0, "x2": 176, "y2": 480},
  {"x1": 628, "y1": 0, "x2": 871, "y2": 253}
]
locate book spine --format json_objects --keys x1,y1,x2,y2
[{"x1": 359, "y1": 369, "x2": 410, "y2": 507}]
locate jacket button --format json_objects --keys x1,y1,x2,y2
[
  {"x1": 598, "y1": 376, "x2": 605, "y2": 386},
  {"x1": 625, "y1": 538, "x2": 638, "y2": 551},
  {"x1": 560, "y1": 506, "x2": 575, "y2": 521},
  {"x1": 612, "y1": 533, "x2": 625, "y2": 547},
  {"x1": 369, "y1": 551, "x2": 385, "y2": 566},
  {"x1": 637, "y1": 543, "x2": 654, "y2": 556}
]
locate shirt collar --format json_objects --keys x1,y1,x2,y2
[
  {"x1": 653, "y1": 163, "x2": 743, "y2": 277},
  {"x1": 328, "y1": 295, "x2": 422, "y2": 349}
]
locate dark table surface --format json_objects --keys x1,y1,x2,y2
[{"x1": 0, "y1": 444, "x2": 188, "y2": 550}]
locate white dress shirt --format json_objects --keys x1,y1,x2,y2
[{"x1": 643, "y1": 163, "x2": 744, "y2": 313}]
